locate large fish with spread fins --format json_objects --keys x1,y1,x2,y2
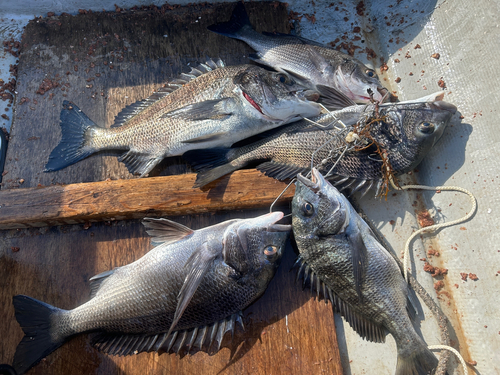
[
  {"x1": 11, "y1": 212, "x2": 291, "y2": 374},
  {"x1": 44, "y1": 59, "x2": 321, "y2": 177},
  {"x1": 208, "y1": 2, "x2": 389, "y2": 109},
  {"x1": 292, "y1": 168, "x2": 438, "y2": 375},
  {"x1": 184, "y1": 93, "x2": 457, "y2": 195}
]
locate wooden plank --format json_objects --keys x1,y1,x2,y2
[
  {"x1": 1, "y1": 211, "x2": 343, "y2": 375},
  {"x1": 1, "y1": 2, "x2": 292, "y2": 189},
  {"x1": 0, "y1": 3, "x2": 344, "y2": 375},
  {"x1": 0, "y1": 170, "x2": 296, "y2": 229}
]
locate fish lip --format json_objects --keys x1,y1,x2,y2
[
  {"x1": 257, "y1": 211, "x2": 285, "y2": 226},
  {"x1": 429, "y1": 101, "x2": 457, "y2": 114},
  {"x1": 268, "y1": 223, "x2": 292, "y2": 232},
  {"x1": 296, "y1": 168, "x2": 322, "y2": 193}
]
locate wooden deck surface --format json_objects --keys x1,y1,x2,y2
[{"x1": 0, "y1": 3, "x2": 343, "y2": 374}]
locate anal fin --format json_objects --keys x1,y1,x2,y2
[{"x1": 118, "y1": 151, "x2": 163, "y2": 177}]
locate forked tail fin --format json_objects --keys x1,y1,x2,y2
[
  {"x1": 396, "y1": 345, "x2": 439, "y2": 375},
  {"x1": 207, "y1": 2, "x2": 255, "y2": 40},
  {"x1": 12, "y1": 295, "x2": 67, "y2": 375},
  {"x1": 44, "y1": 100, "x2": 96, "y2": 172}
]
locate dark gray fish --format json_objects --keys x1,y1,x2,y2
[
  {"x1": 184, "y1": 95, "x2": 457, "y2": 195},
  {"x1": 208, "y1": 2, "x2": 388, "y2": 109},
  {"x1": 12, "y1": 212, "x2": 291, "y2": 374},
  {"x1": 44, "y1": 59, "x2": 321, "y2": 176},
  {"x1": 292, "y1": 168, "x2": 438, "y2": 375}
]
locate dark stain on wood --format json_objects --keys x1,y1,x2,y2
[{"x1": 0, "y1": 3, "x2": 343, "y2": 374}]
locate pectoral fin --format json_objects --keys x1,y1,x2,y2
[
  {"x1": 160, "y1": 99, "x2": 234, "y2": 122},
  {"x1": 182, "y1": 132, "x2": 230, "y2": 144},
  {"x1": 316, "y1": 84, "x2": 356, "y2": 110},
  {"x1": 167, "y1": 242, "x2": 218, "y2": 337},
  {"x1": 345, "y1": 222, "x2": 368, "y2": 303}
]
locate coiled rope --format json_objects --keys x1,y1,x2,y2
[{"x1": 389, "y1": 179, "x2": 476, "y2": 375}]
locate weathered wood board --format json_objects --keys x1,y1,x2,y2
[
  {"x1": 0, "y1": 170, "x2": 297, "y2": 229},
  {"x1": 0, "y1": 3, "x2": 343, "y2": 374}
]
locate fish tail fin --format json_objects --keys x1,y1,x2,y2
[
  {"x1": 12, "y1": 295, "x2": 66, "y2": 375},
  {"x1": 207, "y1": 2, "x2": 254, "y2": 40},
  {"x1": 183, "y1": 148, "x2": 244, "y2": 188},
  {"x1": 44, "y1": 101, "x2": 97, "y2": 172},
  {"x1": 396, "y1": 344, "x2": 438, "y2": 375}
]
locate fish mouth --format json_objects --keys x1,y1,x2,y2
[
  {"x1": 296, "y1": 168, "x2": 324, "y2": 193},
  {"x1": 429, "y1": 101, "x2": 457, "y2": 114},
  {"x1": 257, "y1": 211, "x2": 292, "y2": 232},
  {"x1": 336, "y1": 66, "x2": 386, "y2": 103}
]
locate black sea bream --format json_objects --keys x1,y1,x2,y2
[
  {"x1": 292, "y1": 169, "x2": 438, "y2": 375},
  {"x1": 12, "y1": 212, "x2": 290, "y2": 374}
]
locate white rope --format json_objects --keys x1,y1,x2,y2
[
  {"x1": 389, "y1": 179, "x2": 477, "y2": 282},
  {"x1": 390, "y1": 178, "x2": 476, "y2": 375},
  {"x1": 428, "y1": 344, "x2": 469, "y2": 374}
]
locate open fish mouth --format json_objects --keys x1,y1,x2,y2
[
  {"x1": 429, "y1": 101, "x2": 457, "y2": 114},
  {"x1": 296, "y1": 169, "x2": 324, "y2": 193},
  {"x1": 254, "y1": 211, "x2": 292, "y2": 232}
]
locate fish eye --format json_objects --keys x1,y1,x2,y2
[
  {"x1": 365, "y1": 69, "x2": 375, "y2": 77},
  {"x1": 277, "y1": 74, "x2": 293, "y2": 85},
  {"x1": 264, "y1": 245, "x2": 278, "y2": 257},
  {"x1": 302, "y1": 202, "x2": 314, "y2": 216},
  {"x1": 418, "y1": 121, "x2": 435, "y2": 134}
]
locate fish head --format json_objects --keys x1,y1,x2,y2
[
  {"x1": 222, "y1": 211, "x2": 290, "y2": 285},
  {"x1": 292, "y1": 168, "x2": 349, "y2": 238},
  {"x1": 377, "y1": 99, "x2": 457, "y2": 173},
  {"x1": 335, "y1": 60, "x2": 389, "y2": 103},
  {"x1": 234, "y1": 66, "x2": 322, "y2": 124}
]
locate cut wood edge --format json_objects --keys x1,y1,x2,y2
[{"x1": 0, "y1": 169, "x2": 296, "y2": 229}]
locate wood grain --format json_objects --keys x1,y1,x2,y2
[
  {"x1": 0, "y1": 3, "x2": 344, "y2": 374},
  {"x1": 0, "y1": 170, "x2": 296, "y2": 229}
]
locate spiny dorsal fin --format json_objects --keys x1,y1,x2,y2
[
  {"x1": 91, "y1": 312, "x2": 243, "y2": 357},
  {"x1": 89, "y1": 269, "x2": 116, "y2": 299},
  {"x1": 142, "y1": 217, "x2": 194, "y2": 245},
  {"x1": 111, "y1": 58, "x2": 225, "y2": 128},
  {"x1": 257, "y1": 161, "x2": 308, "y2": 181}
]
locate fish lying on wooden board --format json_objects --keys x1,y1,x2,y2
[
  {"x1": 12, "y1": 212, "x2": 291, "y2": 375},
  {"x1": 44, "y1": 59, "x2": 321, "y2": 177}
]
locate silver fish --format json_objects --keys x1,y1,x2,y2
[
  {"x1": 44, "y1": 59, "x2": 321, "y2": 176},
  {"x1": 291, "y1": 168, "x2": 438, "y2": 375},
  {"x1": 208, "y1": 3, "x2": 389, "y2": 108},
  {"x1": 12, "y1": 212, "x2": 291, "y2": 374},
  {"x1": 184, "y1": 95, "x2": 456, "y2": 194}
]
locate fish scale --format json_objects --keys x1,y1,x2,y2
[
  {"x1": 185, "y1": 98, "x2": 456, "y2": 194},
  {"x1": 207, "y1": 2, "x2": 389, "y2": 106},
  {"x1": 12, "y1": 213, "x2": 291, "y2": 374},
  {"x1": 45, "y1": 59, "x2": 321, "y2": 177},
  {"x1": 291, "y1": 169, "x2": 438, "y2": 375}
]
